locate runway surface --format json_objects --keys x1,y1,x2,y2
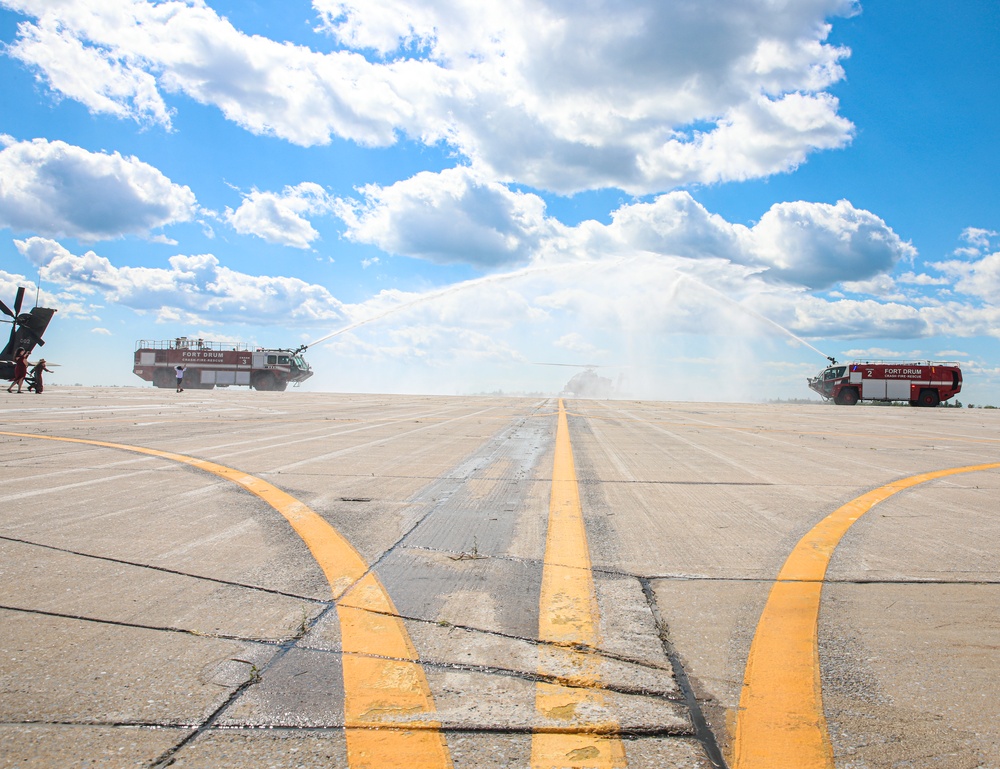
[{"x1": 1, "y1": 387, "x2": 998, "y2": 768}]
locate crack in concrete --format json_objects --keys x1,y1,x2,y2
[
  {"x1": 146, "y1": 601, "x2": 337, "y2": 768},
  {"x1": 640, "y1": 578, "x2": 729, "y2": 769},
  {"x1": 0, "y1": 603, "x2": 302, "y2": 645},
  {"x1": 0, "y1": 534, "x2": 330, "y2": 603}
]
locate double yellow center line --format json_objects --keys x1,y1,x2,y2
[{"x1": 531, "y1": 400, "x2": 626, "y2": 768}]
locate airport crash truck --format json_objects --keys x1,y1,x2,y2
[
  {"x1": 133, "y1": 338, "x2": 313, "y2": 391},
  {"x1": 808, "y1": 360, "x2": 962, "y2": 406}
]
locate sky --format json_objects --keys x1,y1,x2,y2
[{"x1": 1, "y1": 0, "x2": 999, "y2": 403}]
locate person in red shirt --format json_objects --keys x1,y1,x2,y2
[{"x1": 7, "y1": 348, "x2": 28, "y2": 393}]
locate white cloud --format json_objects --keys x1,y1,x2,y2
[
  {"x1": 0, "y1": 136, "x2": 197, "y2": 240},
  {"x1": 897, "y1": 271, "x2": 950, "y2": 286},
  {"x1": 225, "y1": 182, "x2": 334, "y2": 249},
  {"x1": 933, "y1": 252, "x2": 1000, "y2": 304},
  {"x1": 741, "y1": 199, "x2": 916, "y2": 287},
  {"x1": 553, "y1": 332, "x2": 604, "y2": 359},
  {"x1": 336, "y1": 167, "x2": 558, "y2": 266},
  {"x1": 621, "y1": 193, "x2": 918, "y2": 291},
  {"x1": 91, "y1": 327, "x2": 112, "y2": 335},
  {"x1": 759, "y1": 293, "x2": 929, "y2": 340},
  {"x1": 959, "y1": 227, "x2": 998, "y2": 250},
  {"x1": 12, "y1": 236, "x2": 347, "y2": 325},
  {"x1": 839, "y1": 274, "x2": 900, "y2": 298},
  {"x1": 335, "y1": 171, "x2": 915, "y2": 289},
  {"x1": 5, "y1": 0, "x2": 858, "y2": 194},
  {"x1": 5, "y1": 6, "x2": 171, "y2": 127}
]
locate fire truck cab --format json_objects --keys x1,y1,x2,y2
[
  {"x1": 134, "y1": 337, "x2": 313, "y2": 391},
  {"x1": 808, "y1": 359, "x2": 962, "y2": 407}
]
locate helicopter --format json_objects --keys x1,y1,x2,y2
[
  {"x1": 1, "y1": 286, "x2": 57, "y2": 381},
  {"x1": 536, "y1": 362, "x2": 621, "y2": 399}
]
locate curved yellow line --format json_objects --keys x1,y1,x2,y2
[
  {"x1": 1, "y1": 431, "x2": 452, "y2": 768},
  {"x1": 734, "y1": 461, "x2": 1000, "y2": 769}
]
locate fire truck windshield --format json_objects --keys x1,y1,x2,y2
[{"x1": 824, "y1": 366, "x2": 846, "y2": 380}]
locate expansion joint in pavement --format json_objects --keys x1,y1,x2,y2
[
  {"x1": 0, "y1": 533, "x2": 331, "y2": 603},
  {"x1": 639, "y1": 578, "x2": 729, "y2": 769},
  {"x1": 0, "y1": 603, "x2": 296, "y2": 646}
]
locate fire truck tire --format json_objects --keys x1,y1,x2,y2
[
  {"x1": 917, "y1": 389, "x2": 940, "y2": 407},
  {"x1": 253, "y1": 372, "x2": 276, "y2": 391},
  {"x1": 835, "y1": 388, "x2": 859, "y2": 406},
  {"x1": 153, "y1": 369, "x2": 174, "y2": 388}
]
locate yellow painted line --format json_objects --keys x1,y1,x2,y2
[
  {"x1": 1, "y1": 431, "x2": 452, "y2": 769},
  {"x1": 338, "y1": 571, "x2": 452, "y2": 767},
  {"x1": 531, "y1": 401, "x2": 626, "y2": 769},
  {"x1": 734, "y1": 461, "x2": 1000, "y2": 769}
]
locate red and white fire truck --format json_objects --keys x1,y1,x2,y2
[
  {"x1": 133, "y1": 338, "x2": 313, "y2": 391},
  {"x1": 808, "y1": 359, "x2": 962, "y2": 406}
]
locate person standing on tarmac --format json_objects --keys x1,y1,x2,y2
[
  {"x1": 6, "y1": 347, "x2": 28, "y2": 393},
  {"x1": 26, "y1": 359, "x2": 53, "y2": 393},
  {"x1": 175, "y1": 364, "x2": 186, "y2": 392}
]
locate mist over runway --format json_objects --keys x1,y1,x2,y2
[{"x1": 2, "y1": 388, "x2": 999, "y2": 768}]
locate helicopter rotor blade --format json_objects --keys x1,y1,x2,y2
[
  {"x1": 0, "y1": 299, "x2": 13, "y2": 319},
  {"x1": 13, "y1": 287, "x2": 25, "y2": 316}
]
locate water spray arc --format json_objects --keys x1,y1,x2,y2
[
  {"x1": 302, "y1": 259, "x2": 622, "y2": 350},
  {"x1": 660, "y1": 261, "x2": 830, "y2": 361},
  {"x1": 299, "y1": 252, "x2": 830, "y2": 369}
]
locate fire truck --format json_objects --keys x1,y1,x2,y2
[
  {"x1": 808, "y1": 359, "x2": 962, "y2": 406},
  {"x1": 133, "y1": 338, "x2": 313, "y2": 391}
]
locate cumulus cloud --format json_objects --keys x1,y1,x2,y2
[
  {"x1": 754, "y1": 292, "x2": 929, "y2": 340},
  {"x1": 4, "y1": 0, "x2": 857, "y2": 194},
  {"x1": 608, "y1": 194, "x2": 916, "y2": 289},
  {"x1": 334, "y1": 169, "x2": 915, "y2": 289},
  {"x1": 553, "y1": 332, "x2": 604, "y2": 359},
  {"x1": 743, "y1": 199, "x2": 916, "y2": 287},
  {"x1": 0, "y1": 136, "x2": 197, "y2": 241},
  {"x1": 314, "y1": 0, "x2": 859, "y2": 193},
  {"x1": 933, "y1": 252, "x2": 1000, "y2": 304},
  {"x1": 13, "y1": 236, "x2": 346, "y2": 325},
  {"x1": 225, "y1": 182, "x2": 334, "y2": 249},
  {"x1": 336, "y1": 167, "x2": 558, "y2": 266},
  {"x1": 959, "y1": 227, "x2": 998, "y2": 251}
]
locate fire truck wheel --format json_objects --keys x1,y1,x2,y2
[
  {"x1": 253, "y1": 372, "x2": 276, "y2": 391},
  {"x1": 835, "y1": 388, "x2": 859, "y2": 406},
  {"x1": 917, "y1": 389, "x2": 940, "y2": 408}
]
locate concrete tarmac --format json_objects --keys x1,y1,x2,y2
[{"x1": 1, "y1": 387, "x2": 998, "y2": 768}]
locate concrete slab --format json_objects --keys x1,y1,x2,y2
[
  {"x1": 2, "y1": 388, "x2": 999, "y2": 768},
  {"x1": 0, "y1": 724, "x2": 187, "y2": 769}
]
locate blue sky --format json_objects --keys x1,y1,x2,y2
[{"x1": 1, "y1": 0, "x2": 998, "y2": 402}]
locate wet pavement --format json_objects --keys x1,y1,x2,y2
[{"x1": 1, "y1": 387, "x2": 998, "y2": 768}]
